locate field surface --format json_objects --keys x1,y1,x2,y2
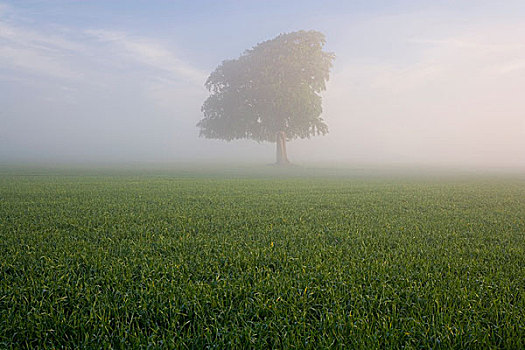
[{"x1": 1, "y1": 166, "x2": 524, "y2": 348}]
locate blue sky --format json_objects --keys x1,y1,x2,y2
[{"x1": 1, "y1": 1, "x2": 525, "y2": 166}]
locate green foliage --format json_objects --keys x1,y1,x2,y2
[
  {"x1": 1, "y1": 169, "x2": 524, "y2": 348},
  {"x1": 198, "y1": 31, "x2": 335, "y2": 142}
]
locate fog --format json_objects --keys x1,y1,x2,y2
[{"x1": 1, "y1": 1, "x2": 524, "y2": 168}]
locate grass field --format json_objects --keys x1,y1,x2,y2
[{"x1": 1, "y1": 166, "x2": 524, "y2": 348}]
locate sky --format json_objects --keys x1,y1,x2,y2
[{"x1": 1, "y1": 0, "x2": 525, "y2": 167}]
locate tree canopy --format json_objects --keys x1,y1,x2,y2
[{"x1": 197, "y1": 30, "x2": 335, "y2": 163}]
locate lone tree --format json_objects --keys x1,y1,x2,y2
[{"x1": 198, "y1": 30, "x2": 335, "y2": 165}]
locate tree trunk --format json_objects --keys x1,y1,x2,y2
[{"x1": 275, "y1": 131, "x2": 290, "y2": 165}]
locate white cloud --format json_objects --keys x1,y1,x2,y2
[
  {"x1": 495, "y1": 60, "x2": 525, "y2": 74},
  {"x1": 0, "y1": 22, "x2": 87, "y2": 53},
  {"x1": 86, "y1": 29, "x2": 207, "y2": 86},
  {"x1": 0, "y1": 15, "x2": 206, "y2": 87},
  {"x1": 0, "y1": 45, "x2": 83, "y2": 80},
  {"x1": 0, "y1": 20, "x2": 88, "y2": 80},
  {"x1": 408, "y1": 38, "x2": 525, "y2": 52}
]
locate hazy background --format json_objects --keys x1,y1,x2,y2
[{"x1": 1, "y1": 0, "x2": 524, "y2": 168}]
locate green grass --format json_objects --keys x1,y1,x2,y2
[{"x1": 1, "y1": 166, "x2": 524, "y2": 348}]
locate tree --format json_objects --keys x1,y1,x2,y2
[{"x1": 198, "y1": 30, "x2": 335, "y2": 165}]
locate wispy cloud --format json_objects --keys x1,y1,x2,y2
[
  {"x1": 408, "y1": 38, "x2": 525, "y2": 52},
  {"x1": 0, "y1": 45, "x2": 84, "y2": 80},
  {"x1": 407, "y1": 23, "x2": 525, "y2": 77},
  {"x1": 0, "y1": 22, "x2": 87, "y2": 53},
  {"x1": 493, "y1": 59, "x2": 525, "y2": 74},
  {"x1": 86, "y1": 29, "x2": 207, "y2": 86},
  {"x1": 0, "y1": 7, "x2": 205, "y2": 87},
  {"x1": 0, "y1": 20, "x2": 87, "y2": 80}
]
